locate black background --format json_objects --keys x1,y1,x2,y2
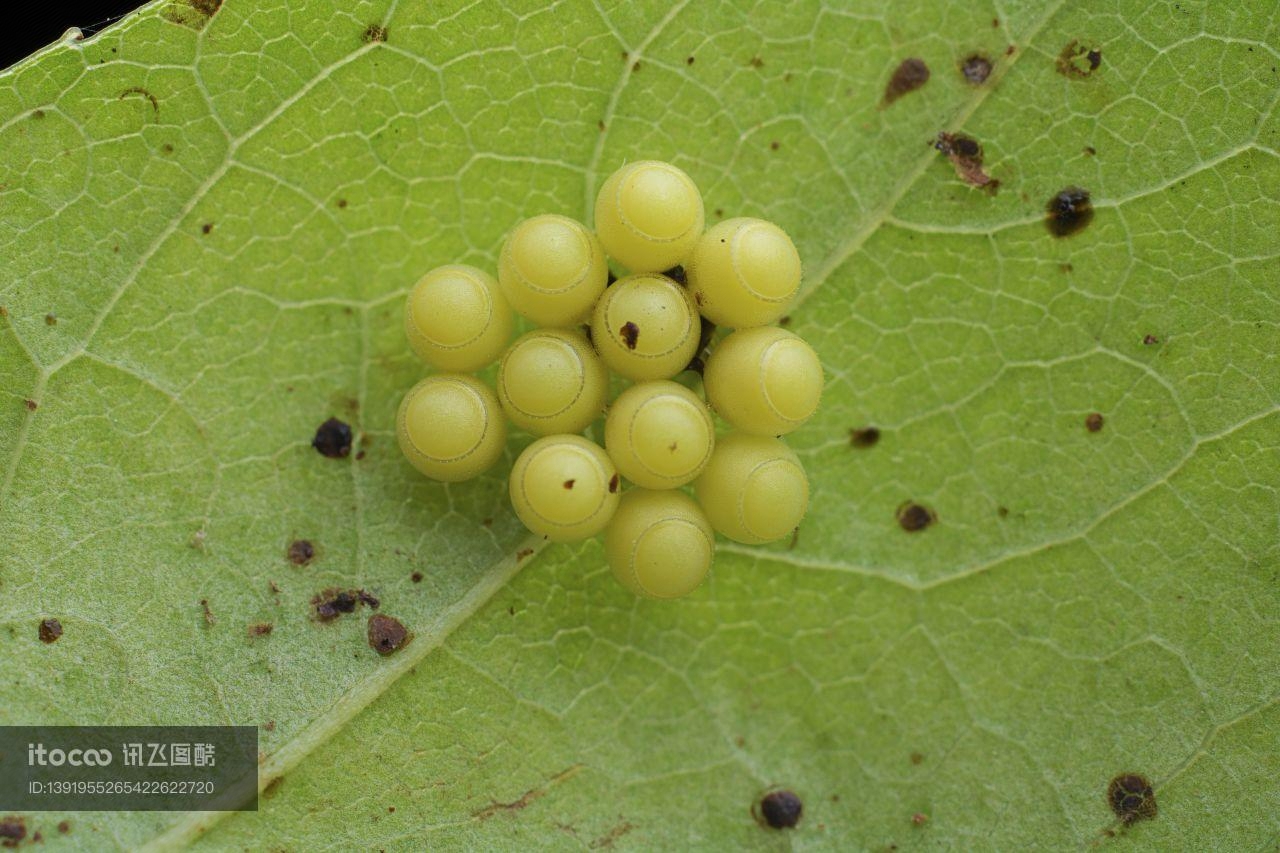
[{"x1": 2, "y1": 4, "x2": 146, "y2": 70}]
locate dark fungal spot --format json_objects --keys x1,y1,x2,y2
[
  {"x1": 1045, "y1": 187, "x2": 1094, "y2": 237},
  {"x1": 248, "y1": 622, "x2": 273, "y2": 637},
  {"x1": 912, "y1": 813, "x2": 929, "y2": 826},
  {"x1": 849, "y1": 426, "x2": 881, "y2": 448},
  {"x1": 935, "y1": 132, "x2": 998, "y2": 193},
  {"x1": 960, "y1": 54, "x2": 993, "y2": 84},
  {"x1": 201, "y1": 222, "x2": 213, "y2": 235},
  {"x1": 563, "y1": 479, "x2": 576, "y2": 490},
  {"x1": 632, "y1": 61, "x2": 642, "y2": 72},
  {"x1": 608, "y1": 474, "x2": 619, "y2": 493},
  {"x1": 778, "y1": 315, "x2": 791, "y2": 327},
  {"x1": 0, "y1": 817, "x2": 25, "y2": 847},
  {"x1": 620, "y1": 321, "x2": 640, "y2": 350},
  {"x1": 200, "y1": 598, "x2": 215, "y2": 625},
  {"x1": 312, "y1": 417, "x2": 353, "y2": 458},
  {"x1": 896, "y1": 501, "x2": 937, "y2": 532},
  {"x1": 1056, "y1": 39, "x2": 1102, "y2": 79},
  {"x1": 1083, "y1": 145, "x2": 1097, "y2": 156},
  {"x1": 367, "y1": 614, "x2": 411, "y2": 656},
  {"x1": 38, "y1": 618, "x2": 62, "y2": 643},
  {"x1": 361, "y1": 23, "x2": 388, "y2": 43},
  {"x1": 312, "y1": 588, "x2": 379, "y2": 622},
  {"x1": 662, "y1": 265, "x2": 687, "y2": 286},
  {"x1": 161, "y1": 143, "x2": 174, "y2": 154},
  {"x1": 355, "y1": 450, "x2": 366, "y2": 461},
  {"x1": 57, "y1": 821, "x2": 69, "y2": 834},
  {"x1": 1143, "y1": 334, "x2": 1159, "y2": 345},
  {"x1": 1107, "y1": 773, "x2": 1157, "y2": 825},
  {"x1": 749, "y1": 56, "x2": 764, "y2": 69},
  {"x1": 598, "y1": 119, "x2": 606, "y2": 132},
  {"x1": 262, "y1": 777, "x2": 283, "y2": 799},
  {"x1": 410, "y1": 571, "x2": 423, "y2": 583},
  {"x1": 910, "y1": 752, "x2": 924, "y2": 765},
  {"x1": 24, "y1": 400, "x2": 36, "y2": 412},
  {"x1": 770, "y1": 140, "x2": 780, "y2": 151},
  {"x1": 287, "y1": 539, "x2": 316, "y2": 566},
  {"x1": 44, "y1": 313, "x2": 57, "y2": 326},
  {"x1": 882, "y1": 57, "x2": 930, "y2": 106},
  {"x1": 1085, "y1": 412, "x2": 1104, "y2": 432},
  {"x1": 516, "y1": 548, "x2": 534, "y2": 562},
  {"x1": 756, "y1": 789, "x2": 802, "y2": 829},
  {"x1": 686, "y1": 56, "x2": 695, "y2": 65},
  {"x1": 997, "y1": 506, "x2": 1009, "y2": 518}
]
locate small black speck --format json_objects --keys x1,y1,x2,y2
[
  {"x1": 1107, "y1": 773, "x2": 1157, "y2": 825},
  {"x1": 1085, "y1": 412, "x2": 1104, "y2": 432},
  {"x1": 896, "y1": 501, "x2": 936, "y2": 532},
  {"x1": 686, "y1": 56, "x2": 695, "y2": 65},
  {"x1": 849, "y1": 426, "x2": 881, "y2": 448},
  {"x1": 201, "y1": 222, "x2": 213, "y2": 235},
  {"x1": 312, "y1": 417, "x2": 353, "y2": 458},
  {"x1": 1045, "y1": 187, "x2": 1094, "y2": 237},
  {"x1": 757, "y1": 789, "x2": 802, "y2": 829}
]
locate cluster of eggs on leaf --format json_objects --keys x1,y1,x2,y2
[{"x1": 397, "y1": 161, "x2": 823, "y2": 599}]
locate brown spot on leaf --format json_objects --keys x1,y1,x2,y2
[
  {"x1": 0, "y1": 817, "x2": 25, "y2": 848},
  {"x1": 778, "y1": 315, "x2": 791, "y2": 327},
  {"x1": 686, "y1": 56, "x2": 695, "y2": 65},
  {"x1": 1056, "y1": 40, "x2": 1102, "y2": 79},
  {"x1": 248, "y1": 622, "x2": 273, "y2": 638},
  {"x1": 23, "y1": 400, "x2": 36, "y2": 412},
  {"x1": 56, "y1": 821, "x2": 69, "y2": 835},
  {"x1": 1045, "y1": 187, "x2": 1094, "y2": 237},
  {"x1": 312, "y1": 588, "x2": 379, "y2": 622},
  {"x1": 896, "y1": 501, "x2": 937, "y2": 532},
  {"x1": 118, "y1": 87, "x2": 159, "y2": 117},
  {"x1": 1084, "y1": 145, "x2": 1097, "y2": 156},
  {"x1": 1107, "y1": 773, "x2": 1156, "y2": 824},
  {"x1": 882, "y1": 57, "x2": 930, "y2": 106},
  {"x1": 482, "y1": 517, "x2": 494, "y2": 527},
  {"x1": 287, "y1": 539, "x2": 316, "y2": 566},
  {"x1": 910, "y1": 752, "x2": 924, "y2": 765},
  {"x1": 608, "y1": 474, "x2": 619, "y2": 493},
  {"x1": 31, "y1": 109, "x2": 45, "y2": 120},
  {"x1": 849, "y1": 426, "x2": 881, "y2": 448},
  {"x1": 620, "y1": 321, "x2": 639, "y2": 350},
  {"x1": 935, "y1": 132, "x2": 998, "y2": 193},
  {"x1": 44, "y1": 313, "x2": 57, "y2": 326},
  {"x1": 770, "y1": 140, "x2": 780, "y2": 151},
  {"x1": 1143, "y1": 334, "x2": 1159, "y2": 345},
  {"x1": 960, "y1": 54, "x2": 993, "y2": 84},
  {"x1": 516, "y1": 548, "x2": 534, "y2": 562},
  {"x1": 201, "y1": 222, "x2": 213, "y2": 235},
  {"x1": 367, "y1": 614, "x2": 411, "y2": 656},
  {"x1": 362, "y1": 23, "x2": 388, "y2": 43},
  {"x1": 312, "y1": 417, "x2": 353, "y2": 458},
  {"x1": 410, "y1": 571, "x2": 423, "y2": 583},
  {"x1": 589, "y1": 820, "x2": 636, "y2": 849},
  {"x1": 38, "y1": 618, "x2": 62, "y2": 644},
  {"x1": 1085, "y1": 412, "x2": 1104, "y2": 432},
  {"x1": 912, "y1": 813, "x2": 929, "y2": 826},
  {"x1": 474, "y1": 766, "x2": 583, "y2": 820},
  {"x1": 200, "y1": 598, "x2": 215, "y2": 625},
  {"x1": 632, "y1": 61, "x2": 642, "y2": 72},
  {"x1": 262, "y1": 777, "x2": 283, "y2": 799},
  {"x1": 754, "y1": 789, "x2": 802, "y2": 829},
  {"x1": 749, "y1": 56, "x2": 764, "y2": 68},
  {"x1": 563, "y1": 479, "x2": 576, "y2": 489}
]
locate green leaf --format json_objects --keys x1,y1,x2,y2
[{"x1": 1, "y1": 0, "x2": 1276, "y2": 849}]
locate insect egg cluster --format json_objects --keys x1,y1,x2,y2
[{"x1": 397, "y1": 160, "x2": 823, "y2": 599}]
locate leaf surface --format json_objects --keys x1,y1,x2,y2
[{"x1": 0, "y1": 0, "x2": 1276, "y2": 849}]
